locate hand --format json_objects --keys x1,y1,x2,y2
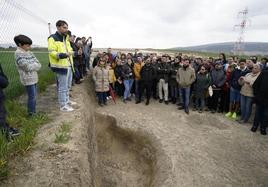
[
  {"x1": 78, "y1": 49, "x2": 82, "y2": 55},
  {"x1": 67, "y1": 52, "x2": 73, "y2": 57}
]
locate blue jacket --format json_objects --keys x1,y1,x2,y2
[{"x1": 230, "y1": 68, "x2": 250, "y2": 90}]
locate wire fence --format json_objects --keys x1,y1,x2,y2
[{"x1": 0, "y1": 0, "x2": 55, "y2": 99}]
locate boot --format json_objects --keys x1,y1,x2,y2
[
  {"x1": 260, "y1": 128, "x2": 267, "y2": 135},
  {"x1": 250, "y1": 126, "x2": 258, "y2": 132}
]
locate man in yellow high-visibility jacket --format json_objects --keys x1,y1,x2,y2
[{"x1": 48, "y1": 20, "x2": 76, "y2": 112}]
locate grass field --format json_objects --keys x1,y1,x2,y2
[
  {"x1": 0, "y1": 50, "x2": 54, "y2": 179},
  {"x1": 0, "y1": 51, "x2": 55, "y2": 99}
]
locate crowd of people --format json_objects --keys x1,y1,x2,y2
[
  {"x1": 0, "y1": 19, "x2": 267, "y2": 140},
  {"x1": 92, "y1": 49, "x2": 268, "y2": 136}
]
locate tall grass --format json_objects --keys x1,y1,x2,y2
[{"x1": 0, "y1": 100, "x2": 50, "y2": 179}]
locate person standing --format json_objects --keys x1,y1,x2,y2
[
  {"x1": 93, "y1": 59, "x2": 110, "y2": 106},
  {"x1": 209, "y1": 61, "x2": 226, "y2": 113},
  {"x1": 169, "y1": 57, "x2": 181, "y2": 104},
  {"x1": 82, "y1": 36, "x2": 93, "y2": 72},
  {"x1": 194, "y1": 66, "x2": 211, "y2": 113},
  {"x1": 0, "y1": 64, "x2": 20, "y2": 139},
  {"x1": 157, "y1": 56, "x2": 171, "y2": 104},
  {"x1": 48, "y1": 20, "x2": 76, "y2": 112},
  {"x1": 251, "y1": 68, "x2": 268, "y2": 135},
  {"x1": 138, "y1": 58, "x2": 156, "y2": 105},
  {"x1": 225, "y1": 59, "x2": 250, "y2": 119},
  {"x1": 177, "y1": 57, "x2": 196, "y2": 114},
  {"x1": 14, "y1": 35, "x2": 41, "y2": 116},
  {"x1": 238, "y1": 64, "x2": 261, "y2": 123},
  {"x1": 122, "y1": 58, "x2": 134, "y2": 103},
  {"x1": 133, "y1": 56, "x2": 144, "y2": 103}
]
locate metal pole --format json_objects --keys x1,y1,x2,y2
[{"x1": 48, "y1": 22, "x2": 51, "y2": 35}]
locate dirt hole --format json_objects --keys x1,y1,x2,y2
[{"x1": 94, "y1": 114, "x2": 156, "y2": 187}]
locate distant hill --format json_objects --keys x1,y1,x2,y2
[{"x1": 172, "y1": 42, "x2": 268, "y2": 55}]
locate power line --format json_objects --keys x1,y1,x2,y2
[{"x1": 5, "y1": 0, "x2": 49, "y2": 25}]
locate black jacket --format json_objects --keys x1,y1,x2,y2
[
  {"x1": 121, "y1": 63, "x2": 134, "y2": 80},
  {"x1": 169, "y1": 62, "x2": 181, "y2": 86},
  {"x1": 253, "y1": 70, "x2": 268, "y2": 106},
  {"x1": 140, "y1": 63, "x2": 156, "y2": 82},
  {"x1": 114, "y1": 65, "x2": 123, "y2": 80},
  {"x1": 157, "y1": 62, "x2": 171, "y2": 82}
]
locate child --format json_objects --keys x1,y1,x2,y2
[
  {"x1": 14, "y1": 35, "x2": 41, "y2": 116},
  {"x1": 93, "y1": 59, "x2": 109, "y2": 106}
]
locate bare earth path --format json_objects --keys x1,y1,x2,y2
[{"x1": 0, "y1": 76, "x2": 267, "y2": 187}]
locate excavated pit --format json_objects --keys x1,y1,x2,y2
[
  {"x1": 94, "y1": 113, "x2": 155, "y2": 187},
  {"x1": 84, "y1": 79, "x2": 171, "y2": 187}
]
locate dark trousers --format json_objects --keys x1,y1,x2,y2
[
  {"x1": 139, "y1": 81, "x2": 153, "y2": 101},
  {"x1": 0, "y1": 96, "x2": 8, "y2": 130},
  {"x1": 152, "y1": 79, "x2": 158, "y2": 98},
  {"x1": 97, "y1": 92, "x2": 107, "y2": 104},
  {"x1": 253, "y1": 104, "x2": 268, "y2": 130},
  {"x1": 210, "y1": 89, "x2": 222, "y2": 111},
  {"x1": 115, "y1": 82, "x2": 124, "y2": 97}
]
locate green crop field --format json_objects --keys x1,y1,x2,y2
[{"x1": 0, "y1": 51, "x2": 55, "y2": 99}]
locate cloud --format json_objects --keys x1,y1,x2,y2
[{"x1": 1, "y1": 0, "x2": 268, "y2": 48}]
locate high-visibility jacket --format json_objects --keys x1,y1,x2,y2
[{"x1": 48, "y1": 32, "x2": 74, "y2": 74}]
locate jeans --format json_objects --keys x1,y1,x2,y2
[
  {"x1": 56, "y1": 67, "x2": 72, "y2": 107},
  {"x1": 158, "y1": 79, "x2": 168, "y2": 101},
  {"x1": 195, "y1": 97, "x2": 205, "y2": 110},
  {"x1": 240, "y1": 95, "x2": 253, "y2": 122},
  {"x1": 170, "y1": 85, "x2": 178, "y2": 99},
  {"x1": 181, "y1": 87, "x2": 191, "y2": 110},
  {"x1": 97, "y1": 92, "x2": 107, "y2": 104},
  {"x1": 25, "y1": 84, "x2": 37, "y2": 114},
  {"x1": 123, "y1": 79, "x2": 134, "y2": 99},
  {"x1": 253, "y1": 104, "x2": 268, "y2": 130},
  {"x1": 84, "y1": 56, "x2": 90, "y2": 70}
]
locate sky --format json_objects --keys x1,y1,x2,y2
[{"x1": 1, "y1": 0, "x2": 268, "y2": 48}]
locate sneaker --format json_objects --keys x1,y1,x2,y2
[
  {"x1": 123, "y1": 99, "x2": 127, "y2": 104},
  {"x1": 164, "y1": 101, "x2": 169, "y2": 105},
  {"x1": 159, "y1": 99, "x2": 163, "y2": 103},
  {"x1": 106, "y1": 97, "x2": 110, "y2": 100},
  {"x1": 178, "y1": 106, "x2": 184, "y2": 110},
  {"x1": 231, "y1": 112, "x2": 237, "y2": 119},
  {"x1": 126, "y1": 97, "x2": 132, "y2": 101},
  {"x1": 8, "y1": 127, "x2": 20, "y2": 137},
  {"x1": 225, "y1": 112, "x2": 232, "y2": 118},
  {"x1": 145, "y1": 100, "x2": 149, "y2": 105},
  {"x1": 60, "y1": 105, "x2": 74, "y2": 112},
  {"x1": 109, "y1": 96, "x2": 112, "y2": 99},
  {"x1": 67, "y1": 100, "x2": 77, "y2": 106}
]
